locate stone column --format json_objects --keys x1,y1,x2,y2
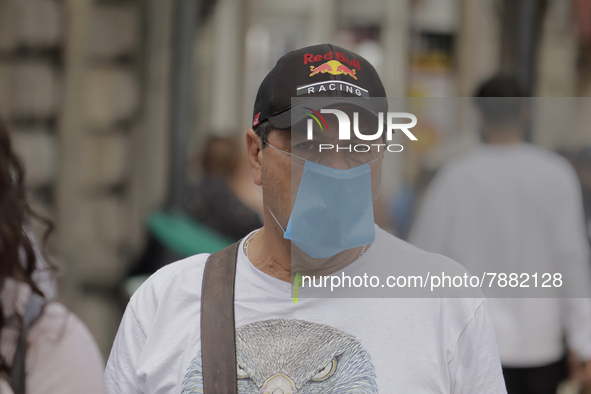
[
  {"x1": 57, "y1": 0, "x2": 143, "y2": 358},
  {"x1": 456, "y1": 0, "x2": 502, "y2": 96},
  {"x1": 309, "y1": 0, "x2": 337, "y2": 45},
  {"x1": 536, "y1": 0, "x2": 577, "y2": 97},
  {"x1": 209, "y1": 0, "x2": 247, "y2": 135},
  {"x1": 533, "y1": 0, "x2": 579, "y2": 149},
  {"x1": 128, "y1": 0, "x2": 174, "y2": 248},
  {"x1": 379, "y1": 0, "x2": 412, "y2": 203},
  {"x1": 381, "y1": 0, "x2": 411, "y2": 97},
  {"x1": 0, "y1": 0, "x2": 63, "y2": 247}
]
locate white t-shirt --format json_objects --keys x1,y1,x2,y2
[
  {"x1": 409, "y1": 143, "x2": 591, "y2": 367},
  {"x1": 105, "y1": 226, "x2": 506, "y2": 393}
]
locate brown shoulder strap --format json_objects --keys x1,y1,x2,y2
[{"x1": 200, "y1": 242, "x2": 240, "y2": 394}]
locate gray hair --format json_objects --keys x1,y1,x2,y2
[{"x1": 253, "y1": 120, "x2": 273, "y2": 148}]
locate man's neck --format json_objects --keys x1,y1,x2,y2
[
  {"x1": 246, "y1": 225, "x2": 369, "y2": 283},
  {"x1": 483, "y1": 125, "x2": 524, "y2": 145},
  {"x1": 247, "y1": 226, "x2": 292, "y2": 282}
]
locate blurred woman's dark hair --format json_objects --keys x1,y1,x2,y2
[{"x1": 0, "y1": 116, "x2": 56, "y2": 378}]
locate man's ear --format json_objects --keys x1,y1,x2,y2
[{"x1": 245, "y1": 128, "x2": 263, "y2": 186}]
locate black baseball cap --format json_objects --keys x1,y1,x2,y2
[{"x1": 252, "y1": 44, "x2": 387, "y2": 130}]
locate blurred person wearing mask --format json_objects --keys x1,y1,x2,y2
[
  {"x1": 409, "y1": 75, "x2": 591, "y2": 393},
  {"x1": 184, "y1": 136, "x2": 263, "y2": 241},
  {"x1": 106, "y1": 44, "x2": 505, "y2": 393},
  {"x1": 0, "y1": 118, "x2": 108, "y2": 394}
]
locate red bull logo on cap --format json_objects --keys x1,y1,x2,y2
[
  {"x1": 309, "y1": 60, "x2": 357, "y2": 80},
  {"x1": 297, "y1": 50, "x2": 368, "y2": 97},
  {"x1": 304, "y1": 50, "x2": 361, "y2": 80}
]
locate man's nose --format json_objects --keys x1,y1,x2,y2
[{"x1": 321, "y1": 151, "x2": 352, "y2": 169}]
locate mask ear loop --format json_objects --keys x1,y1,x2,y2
[
  {"x1": 267, "y1": 205, "x2": 302, "y2": 304},
  {"x1": 368, "y1": 155, "x2": 383, "y2": 203},
  {"x1": 262, "y1": 141, "x2": 298, "y2": 234},
  {"x1": 267, "y1": 206, "x2": 287, "y2": 233},
  {"x1": 264, "y1": 141, "x2": 307, "y2": 162},
  {"x1": 373, "y1": 180, "x2": 382, "y2": 203}
]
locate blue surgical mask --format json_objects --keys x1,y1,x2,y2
[{"x1": 266, "y1": 143, "x2": 378, "y2": 258}]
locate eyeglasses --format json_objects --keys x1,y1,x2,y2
[{"x1": 264, "y1": 140, "x2": 383, "y2": 168}]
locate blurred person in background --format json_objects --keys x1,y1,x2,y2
[
  {"x1": 389, "y1": 167, "x2": 437, "y2": 240},
  {"x1": 0, "y1": 117, "x2": 108, "y2": 393},
  {"x1": 128, "y1": 136, "x2": 262, "y2": 281},
  {"x1": 409, "y1": 75, "x2": 591, "y2": 394},
  {"x1": 184, "y1": 135, "x2": 263, "y2": 241}
]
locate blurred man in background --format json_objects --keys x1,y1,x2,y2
[{"x1": 410, "y1": 75, "x2": 591, "y2": 394}]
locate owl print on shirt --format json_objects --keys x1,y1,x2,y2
[{"x1": 181, "y1": 319, "x2": 378, "y2": 394}]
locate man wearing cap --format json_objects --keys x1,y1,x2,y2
[{"x1": 105, "y1": 44, "x2": 506, "y2": 393}]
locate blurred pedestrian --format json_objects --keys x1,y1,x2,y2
[
  {"x1": 410, "y1": 75, "x2": 591, "y2": 394},
  {"x1": 184, "y1": 135, "x2": 263, "y2": 241},
  {"x1": 0, "y1": 118, "x2": 108, "y2": 393},
  {"x1": 128, "y1": 136, "x2": 262, "y2": 281}
]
